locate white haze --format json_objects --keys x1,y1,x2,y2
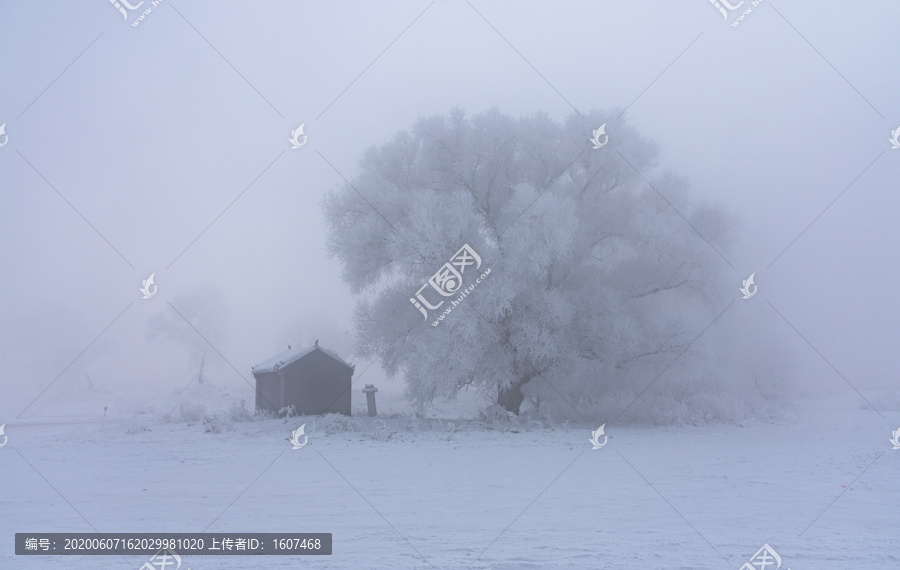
[{"x1": 1, "y1": 1, "x2": 899, "y2": 420}]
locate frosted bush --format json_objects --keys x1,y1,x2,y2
[
  {"x1": 162, "y1": 402, "x2": 208, "y2": 423},
  {"x1": 254, "y1": 407, "x2": 278, "y2": 420},
  {"x1": 203, "y1": 414, "x2": 232, "y2": 433},
  {"x1": 478, "y1": 404, "x2": 519, "y2": 426},
  {"x1": 318, "y1": 413, "x2": 364, "y2": 434},
  {"x1": 226, "y1": 399, "x2": 253, "y2": 422},
  {"x1": 277, "y1": 405, "x2": 297, "y2": 418}
]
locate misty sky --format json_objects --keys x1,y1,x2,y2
[{"x1": 1, "y1": 1, "x2": 898, "y2": 418}]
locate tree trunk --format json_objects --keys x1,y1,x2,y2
[
  {"x1": 498, "y1": 377, "x2": 529, "y2": 415},
  {"x1": 197, "y1": 354, "x2": 206, "y2": 384}
]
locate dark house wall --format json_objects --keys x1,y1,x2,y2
[
  {"x1": 281, "y1": 350, "x2": 352, "y2": 415},
  {"x1": 254, "y1": 370, "x2": 283, "y2": 413}
]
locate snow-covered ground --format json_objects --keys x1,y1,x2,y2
[{"x1": 3, "y1": 391, "x2": 899, "y2": 569}]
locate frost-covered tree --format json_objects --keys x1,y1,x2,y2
[
  {"x1": 146, "y1": 287, "x2": 228, "y2": 386},
  {"x1": 73, "y1": 336, "x2": 116, "y2": 391},
  {"x1": 323, "y1": 108, "x2": 731, "y2": 416}
]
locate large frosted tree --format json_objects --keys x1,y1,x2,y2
[{"x1": 323, "y1": 108, "x2": 731, "y2": 416}]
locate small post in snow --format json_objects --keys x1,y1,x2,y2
[{"x1": 362, "y1": 384, "x2": 378, "y2": 417}]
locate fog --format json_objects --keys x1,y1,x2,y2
[{"x1": 2, "y1": 0, "x2": 898, "y2": 420}]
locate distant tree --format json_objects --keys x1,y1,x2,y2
[
  {"x1": 74, "y1": 336, "x2": 116, "y2": 391},
  {"x1": 323, "y1": 108, "x2": 731, "y2": 416},
  {"x1": 146, "y1": 287, "x2": 228, "y2": 386},
  {"x1": 10, "y1": 303, "x2": 117, "y2": 394}
]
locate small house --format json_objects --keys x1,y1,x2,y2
[{"x1": 252, "y1": 341, "x2": 354, "y2": 416}]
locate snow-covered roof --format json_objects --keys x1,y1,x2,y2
[{"x1": 251, "y1": 343, "x2": 354, "y2": 374}]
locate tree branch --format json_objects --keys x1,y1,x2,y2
[
  {"x1": 630, "y1": 261, "x2": 688, "y2": 299},
  {"x1": 614, "y1": 331, "x2": 683, "y2": 369}
]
